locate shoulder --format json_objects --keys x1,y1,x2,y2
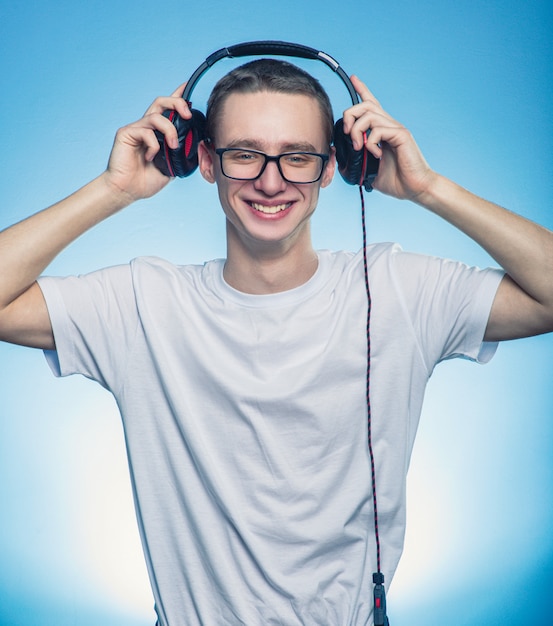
[
  {"x1": 128, "y1": 256, "x2": 220, "y2": 289},
  {"x1": 130, "y1": 256, "x2": 221, "y2": 276}
]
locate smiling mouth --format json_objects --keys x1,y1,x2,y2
[{"x1": 249, "y1": 202, "x2": 292, "y2": 215}]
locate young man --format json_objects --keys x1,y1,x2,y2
[{"x1": 0, "y1": 59, "x2": 552, "y2": 625}]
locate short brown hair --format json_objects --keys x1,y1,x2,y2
[{"x1": 205, "y1": 58, "x2": 334, "y2": 146}]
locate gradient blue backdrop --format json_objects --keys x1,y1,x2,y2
[{"x1": 1, "y1": 1, "x2": 552, "y2": 624}]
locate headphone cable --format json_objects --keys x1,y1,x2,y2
[{"x1": 359, "y1": 185, "x2": 390, "y2": 626}]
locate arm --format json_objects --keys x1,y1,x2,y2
[
  {"x1": 0, "y1": 87, "x2": 191, "y2": 350},
  {"x1": 343, "y1": 76, "x2": 553, "y2": 342}
]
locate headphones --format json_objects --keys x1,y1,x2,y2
[{"x1": 153, "y1": 40, "x2": 380, "y2": 191}]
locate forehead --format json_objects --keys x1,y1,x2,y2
[{"x1": 215, "y1": 90, "x2": 328, "y2": 151}]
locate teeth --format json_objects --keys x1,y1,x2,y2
[{"x1": 251, "y1": 202, "x2": 290, "y2": 214}]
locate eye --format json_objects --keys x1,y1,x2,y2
[
  {"x1": 283, "y1": 153, "x2": 317, "y2": 166},
  {"x1": 229, "y1": 150, "x2": 262, "y2": 163}
]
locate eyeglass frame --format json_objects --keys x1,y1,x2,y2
[{"x1": 213, "y1": 147, "x2": 330, "y2": 184}]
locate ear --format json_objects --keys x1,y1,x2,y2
[
  {"x1": 320, "y1": 147, "x2": 336, "y2": 188},
  {"x1": 198, "y1": 140, "x2": 216, "y2": 184}
]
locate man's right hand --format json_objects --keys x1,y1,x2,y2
[
  {"x1": 0, "y1": 85, "x2": 193, "y2": 350},
  {"x1": 102, "y1": 84, "x2": 192, "y2": 202}
]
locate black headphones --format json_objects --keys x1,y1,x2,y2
[{"x1": 153, "y1": 40, "x2": 379, "y2": 192}]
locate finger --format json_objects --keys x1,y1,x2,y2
[
  {"x1": 124, "y1": 112, "x2": 180, "y2": 151},
  {"x1": 362, "y1": 126, "x2": 385, "y2": 160},
  {"x1": 170, "y1": 82, "x2": 187, "y2": 97},
  {"x1": 143, "y1": 112, "x2": 182, "y2": 148},
  {"x1": 346, "y1": 110, "x2": 401, "y2": 150},
  {"x1": 342, "y1": 99, "x2": 397, "y2": 139},
  {"x1": 143, "y1": 93, "x2": 191, "y2": 119},
  {"x1": 342, "y1": 104, "x2": 393, "y2": 138},
  {"x1": 350, "y1": 75, "x2": 381, "y2": 106},
  {"x1": 362, "y1": 123, "x2": 413, "y2": 160},
  {"x1": 142, "y1": 129, "x2": 164, "y2": 162},
  {"x1": 114, "y1": 124, "x2": 163, "y2": 162}
]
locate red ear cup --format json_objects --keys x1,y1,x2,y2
[
  {"x1": 154, "y1": 109, "x2": 207, "y2": 178},
  {"x1": 333, "y1": 118, "x2": 379, "y2": 191}
]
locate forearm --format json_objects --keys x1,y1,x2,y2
[
  {"x1": 0, "y1": 173, "x2": 131, "y2": 309},
  {"x1": 415, "y1": 173, "x2": 553, "y2": 308}
]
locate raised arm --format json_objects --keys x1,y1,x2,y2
[
  {"x1": 343, "y1": 76, "x2": 553, "y2": 342},
  {"x1": 0, "y1": 87, "x2": 191, "y2": 350}
]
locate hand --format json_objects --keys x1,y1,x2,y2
[
  {"x1": 103, "y1": 84, "x2": 192, "y2": 202},
  {"x1": 342, "y1": 76, "x2": 437, "y2": 202}
]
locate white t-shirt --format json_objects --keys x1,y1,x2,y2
[{"x1": 38, "y1": 244, "x2": 503, "y2": 626}]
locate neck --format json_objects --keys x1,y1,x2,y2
[{"x1": 223, "y1": 223, "x2": 318, "y2": 294}]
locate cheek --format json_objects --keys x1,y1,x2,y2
[
  {"x1": 302, "y1": 185, "x2": 322, "y2": 215},
  {"x1": 216, "y1": 178, "x2": 242, "y2": 215}
]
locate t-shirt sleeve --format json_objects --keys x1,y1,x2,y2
[
  {"x1": 37, "y1": 264, "x2": 138, "y2": 391},
  {"x1": 389, "y1": 247, "x2": 504, "y2": 371}
]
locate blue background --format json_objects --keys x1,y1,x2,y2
[{"x1": 1, "y1": 1, "x2": 552, "y2": 624}]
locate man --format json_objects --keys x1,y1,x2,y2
[{"x1": 0, "y1": 58, "x2": 551, "y2": 625}]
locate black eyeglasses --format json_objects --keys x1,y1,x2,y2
[{"x1": 214, "y1": 148, "x2": 330, "y2": 184}]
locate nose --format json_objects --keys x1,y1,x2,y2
[{"x1": 253, "y1": 159, "x2": 287, "y2": 195}]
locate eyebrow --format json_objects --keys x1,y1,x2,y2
[{"x1": 224, "y1": 138, "x2": 323, "y2": 153}]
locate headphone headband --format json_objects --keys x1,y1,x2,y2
[{"x1": 182, "y1": 40, "x2": 359, "y2": 105}]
